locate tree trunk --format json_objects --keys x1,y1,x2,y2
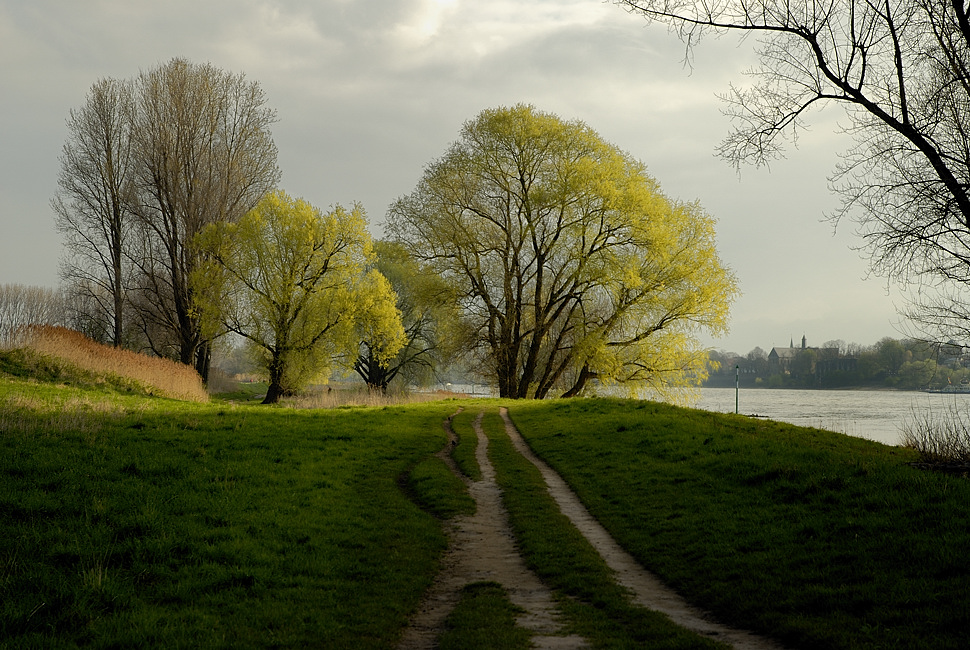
[
  {"x1": 262, "y1": 381, "x2": 284, "y2": 405},
  {"x1": 195, "y1": 339, "x2": 211, "y2": 384},
  {"x1": 561, "y1": 364, "x2": 594, "y2": 398},
  {"x1": 355, "y1": 345, "x2": 393, "y2": 394},
  {"x1": 113, "y1": 274, "x2": 124, "y2": 348},
  {"x1": 263, "y1": 353, "x2": 285, "y2": 404}
]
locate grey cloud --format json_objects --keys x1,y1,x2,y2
[{"x1": 0, "y1": 0, "x2": 903, "y2": 350}]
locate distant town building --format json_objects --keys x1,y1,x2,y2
[{"x1": 768, "y1": 335, "x2": 852, "y2": 377}]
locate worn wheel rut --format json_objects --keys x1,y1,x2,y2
[
  {"x1": 396, "y1": 410, "x2": 587, "y2": 649},
  {"x1": 399, "y1": 407, "x2": 790, "y2": 649},
  {"x1": 499, "y1": 407, "x2": 790, "y2": 650}
]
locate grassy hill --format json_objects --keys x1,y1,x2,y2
[
  {"x1": 0, "y1": 360, "x2": 457, "y2": 648},
  {"x1": 2, "y1": 332, "x2": 969, "y2": 648}
]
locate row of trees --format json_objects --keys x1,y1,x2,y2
[
  {"x1": 54, "y1": 58, "x2": 279, "y2": 381},
  {"x1": 54, "y1": 60, "x2": 737, "y2": 402},
  {"x1": 0, "y1": 284, "x2": 67, "y2": 343},
  {"x1": 44, "y1": 0, "x2": 970, "y2": 402},
  {"x1": 707, "y1": 338, "x2": 969, "y2": 390}
]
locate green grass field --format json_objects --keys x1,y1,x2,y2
[
  {"x1": 0, "y1": 359, "x2": 459, "y2": 648},
  {"x1": 508, "y1": 398, "x2": 970, "y2": 650},
  {"x1": 3, "y1": 346, "x2": 970, "y2": 648}
]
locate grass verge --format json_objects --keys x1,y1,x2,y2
[
  {"x1": 449, "y1": 407, "x2": 483, "y2": 481},
  {"x1": 508, "y1": 398, "x2": 970, "y2": 650},
  {"x1": 405, "y1": 455, "x2": 476, "y2": 519}
]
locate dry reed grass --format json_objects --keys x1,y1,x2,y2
[
  {"x1": 287, "y1": 384, "x2": 469, "y2": 409},
  {"x1": 14, "y1": 325, "x2": 209, "y2": 403}
]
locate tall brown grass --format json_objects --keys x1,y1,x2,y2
[
  {"x1": 14, "y1": 325, "x2": 208, "y2": 403},
  {"x1": 288, "y1": 384, "x2": 468, "y2": 409}
]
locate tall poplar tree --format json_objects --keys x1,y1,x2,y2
[
  {"x1": 53, "y1": 77, "x2": 135, "y2": 347},
  {"x1": 54, "y1": 59, "x2": 280, "y2": 382},
  {"x1": 129, "y1": 58, "x2": 280, "y2": 380}
]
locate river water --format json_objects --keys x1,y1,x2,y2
[
  {"x1": 443, "y1": 383, "x2": 964, "y2": 447},
  {"x1": 698, "y1": 387, "x2": 970, "y2": 446}
]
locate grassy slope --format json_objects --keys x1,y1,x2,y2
[
  {"x1": 6, "y1": 344, "x2": 970, "y2": 650},
  {"x1": 508, "y1": 398, "x2": 970, "y2": 650},
  {"x1": 0, "y1": 368, "x2": 459, "y2": 649}
]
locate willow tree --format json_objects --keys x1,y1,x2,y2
[
  {"x1": 386, "y1": 104, "x2": 737, "y2": 399},
  {"x1": 353, "y1": 240, "x2": 463, "y2": 392},
  {"x1": 196, "y1": 191, "x2": 405, "y2": 404}
]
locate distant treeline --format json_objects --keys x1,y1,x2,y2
[{"x1": 706, "y1": 337, "x2": 968, "y2": 390}]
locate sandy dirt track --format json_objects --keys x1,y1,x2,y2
[
  {"x1": 396, "y1": 408, "x2": 789, "y2": 650},
  {"x1": 499, "y1": 407, "x2": 788, "y2": 650},
  {"x1": 395, "y1": 410, "x2": 586, "y2": 649}
]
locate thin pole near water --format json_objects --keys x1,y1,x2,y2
[{"x1": 735, "y1": 365, "x2": 739, "y2": 414}]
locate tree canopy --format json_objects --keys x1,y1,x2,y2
[
  {"x1": 196, "y1": 190, "x2": 404, "y2": 404},
  {"x1": 353, "y1": 241, "x2": 462, "y2": 392},
  {"x1": 386, "y1": 104, "x2": 737, "y2": 399}
]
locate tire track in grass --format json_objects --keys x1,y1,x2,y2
[
  {"x1": 500, "y1": 407, "x2": 790, "y2": 650},
  {"x1": 397, "y1": 410, "x2": 587, "y2": 649}
]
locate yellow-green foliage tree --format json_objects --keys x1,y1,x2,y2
[
  {"x1": 386, "y1": 104, "x2": 738, "y2": 399},
  {"x1": 196, "y1": 190, "x2": 405, "y2": 404},
  {"x1": 353, "y1": 240, "x2": 464, "y2": 392}
]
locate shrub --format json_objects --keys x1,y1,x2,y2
[
  {"x1": 901, "y1": 400, "x2": 970, "y2": 465},
  {"x1": 288, "y1": 384, "x2": 464, "y2": 409}
]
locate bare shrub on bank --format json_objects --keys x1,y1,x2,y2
[
  {"x1": 17, "y1": 325, "x2": 208, "y2": 403},
  {"x1": 901, "y1": 401, "x2": 970, "y2": 465}
]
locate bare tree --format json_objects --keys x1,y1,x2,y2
[
  {"x1": 53, "y1": 77, "x2": 135, "y2": 347},
  {"x1": 617, "y1": 0, "x2": 970, "y2": 340},
  {"x1": 0, "y1": 284, "x2": 67, "y2": 344},
  {"x1": 129, "y1": 58, "x2": 280, "y2": 380}
]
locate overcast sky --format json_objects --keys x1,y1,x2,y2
[{"x1": 0, "y1": 0, "x2": 907, "y2": 355}]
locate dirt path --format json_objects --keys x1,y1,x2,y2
[
  {"x1": 499, "y1": 407, "x2": 790, "y2": 650},
  {"x1": 396, "y1": 411, "x2": 587, "y2": 649},
  {"x1": 398, "y1": 408, "x2": 789, "y2": 650}
]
